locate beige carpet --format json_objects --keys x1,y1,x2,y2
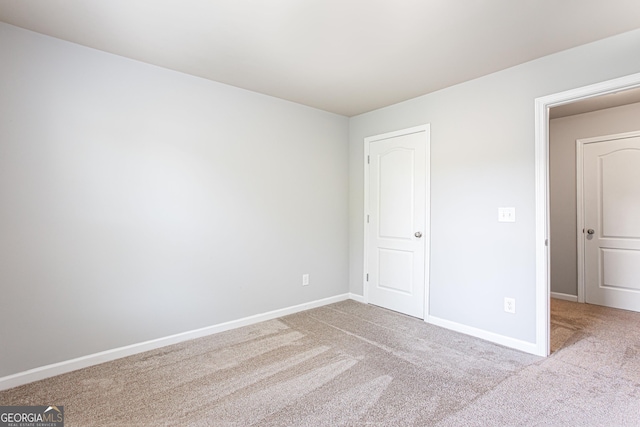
[{"x1": 1, "y1": 299, "x2": 639, "y2": 426}]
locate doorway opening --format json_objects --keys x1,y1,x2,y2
[{"x1": 535, "y1": 72, "x2": 640, "y2": 357}]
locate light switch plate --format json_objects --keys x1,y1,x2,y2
[{"x1": 498, "y1": 207, "x2": 516, "y2": 222}]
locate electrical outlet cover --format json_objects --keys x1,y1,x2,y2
[{"x1": 504, "y1": 297, "x2": 516, "y2": 314}]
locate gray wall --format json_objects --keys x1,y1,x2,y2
[
  {"x1": 549, "y1": 102, "x2": 640, "y2": 297},
  {"x1": 349, "y1": 29, "x2": 640, "y2": 343},
  {"x1": 0, "y1": 23, "x2": 349, "y2": 378},
  {"x1": 3, "y1": 21, "x2": 640, "y2": 379}
]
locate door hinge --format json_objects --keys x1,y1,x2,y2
[
  {"x1": 545, "y1": 239, "x2": 549, "y2": 246},
  {"x1": 367, "y1": 155, "x2": 370, "y2": 164},
  {"x1": 367, "y1": 214, "x2": 370, "y2": 223},
  {"x1": 366, "y1": 273, "x2": 369, "y2": 281}
]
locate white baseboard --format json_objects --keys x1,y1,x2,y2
[
  {"x1": 426, "y1": 315, "x2": 540, "y2": 356},
  {"x1": 550, "y1": 292, "x2": 578, "y2": 302},
  {"x1": 348, "y1": 293, "x2": 366, "y2": 303},
  {"x1": 0, "y1": 293, "x2": 351, "y2": 392}
]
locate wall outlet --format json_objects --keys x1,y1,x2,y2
[
  {"x1": 504, "y1": 297, "x2": 516, "y2": 314},
  {"x1": 302, "y1": 274, "x2": 309, "y2": 286}
]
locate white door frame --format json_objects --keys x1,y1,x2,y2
[
  {"x1": 363, "y1": 124, "x2": 430, "y2": 318},
  {"x1": 535, "y1": 72, "x2": 640, "y2": 357},
  {"x1": 576, "y1": 130, "x2": 640, "y2": 304}
]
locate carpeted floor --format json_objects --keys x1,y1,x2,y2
[{"x1": 1, "y1": 299, "x2": 639, "y2": 426}]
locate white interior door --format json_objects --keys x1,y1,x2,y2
[
  {"x1": 583, "y1": 132, "x2": 640, "y2": 312},
  {"x1": 365, "y1": 127, "x2": 429, "y2": 318}
]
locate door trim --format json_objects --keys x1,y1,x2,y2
[
  {"x1": 535, "y1": 72, "x2": 640, "y2": 357},
  {"x1": 363, "y1": 124, "x2": 430, "y2": 318},
  {"x1": 576, "y1": 130, "x2": 640, "y2": 304}
]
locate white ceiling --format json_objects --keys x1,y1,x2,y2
[{"x1": 2, "y1": 0, "x2": 640, "y2": 116}]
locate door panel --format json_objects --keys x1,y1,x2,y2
[
  {"x1": 367, "y1": 129, "x2": 428, "y2": 318},
  {"x1": 601, "y1": 249, "x2": 640, "y2": 291},
  {"x1": 601, "y1": 150, "x2": 640, "y2": 238},
  {"x1": 379, "y1": 149, "x2": 414, "y2": 239},
  {"x1": 378, "y1": 248, "x2": 414, "y2": 294},
  {"x1": 584, "y1": 135, "x2": 640, "y2": 311}
]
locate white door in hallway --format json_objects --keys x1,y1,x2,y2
[
  {"x1": 365, "y1": 126, "x2": 429, "y2": 318},
  {"x1": 582, "y1": 131, "x2": 640, "y2": 312}
]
